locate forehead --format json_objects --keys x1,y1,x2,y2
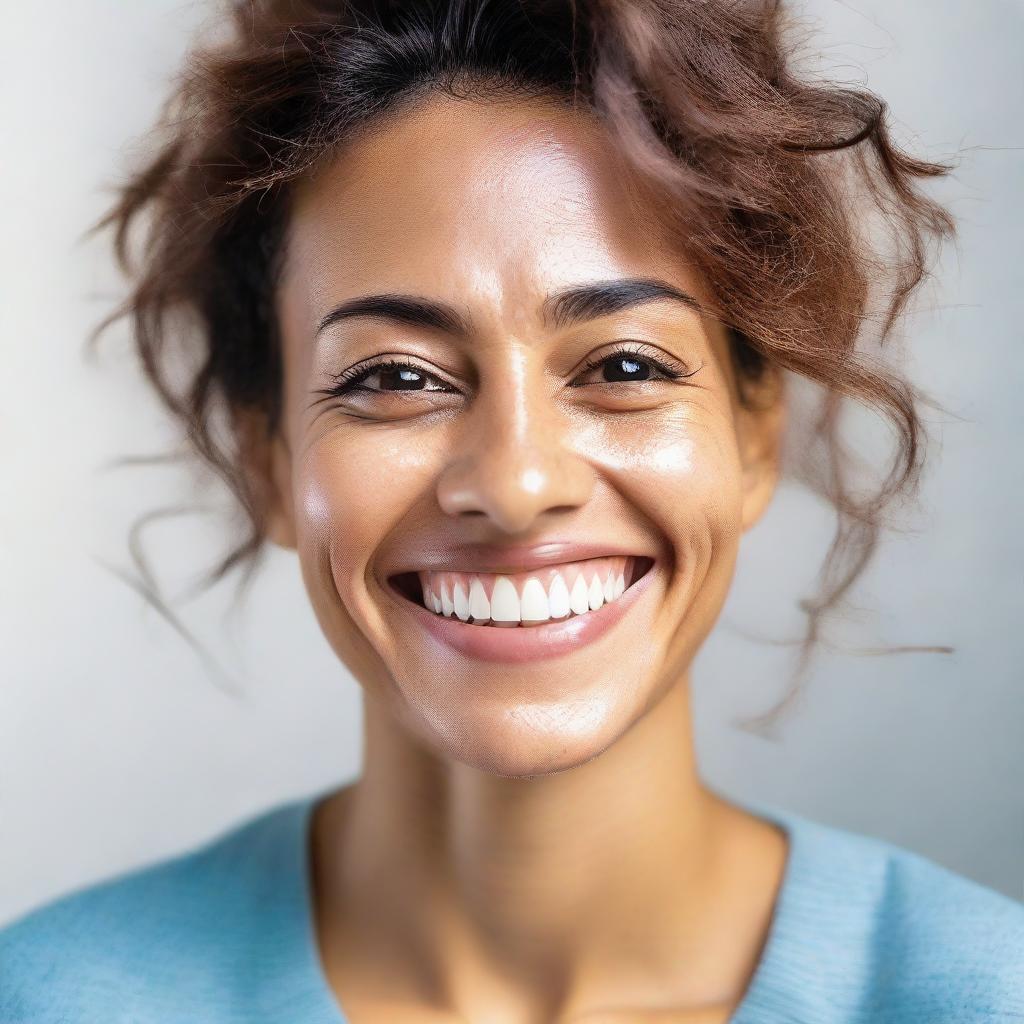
[{"x1": 280, "y1": 94, "x2": 708, "y2": 327}]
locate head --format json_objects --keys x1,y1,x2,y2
[{"x1": 97, "y1": 0, "x2": 953, "y2": 774}]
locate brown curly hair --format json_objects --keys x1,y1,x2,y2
[{"x1": 91, "y1": 0, "x2": 956, "y2": 719}]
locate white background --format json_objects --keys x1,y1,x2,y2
[{"x1": 2, "y1": 0, "x2": 1021, "y2": 924}]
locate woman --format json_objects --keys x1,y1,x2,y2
[{"x1": 2, "y1": 0, "x2": 1022, "y2": 1020}]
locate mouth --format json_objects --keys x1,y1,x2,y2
[
  {"x1": 385, "y1": 557, "x2": 655, "y2": 659},
  {"x1": 385, "y1": 553, "x2": 658, "y2": 664},
  {"x1": 388, "y1": 555, "x2": 655, "y2": 628}
]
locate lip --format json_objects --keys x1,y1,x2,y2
[{"x1": 385, "y1": 556, "x2": 658, "y2": 664}]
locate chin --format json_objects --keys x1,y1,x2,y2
[
  {"x1": 377, "y1": 615, "x2": 673, "y2": 781},
  {"x1": 393, "y1": 674, "x2": 651, "y2": 779}
]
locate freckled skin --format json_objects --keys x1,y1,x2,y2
[{"x1": 255, "y1": 95, "x2": 789, "y2": 1022}]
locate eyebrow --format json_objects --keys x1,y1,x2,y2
[{"x1": 314, "y1": 277, "x2": 705, "y2": 339}]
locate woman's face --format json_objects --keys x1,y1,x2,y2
[{"x1": 266, "y1": 94, "x2": 783, "y2": 776}]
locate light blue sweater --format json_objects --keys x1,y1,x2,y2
[{"x1": 2, "y1": 789, "x2": 1023, "y2": 1023}]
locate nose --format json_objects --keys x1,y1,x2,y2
[{"x1": 436, "y1": 385, "x2": 595, "y2": 535}]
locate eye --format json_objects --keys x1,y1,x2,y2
[
  {"x1": 597, "y1": 355, "x2": 655, "y2": 382},
  {"x1": 570, "y1": 344, "x2": 698, "y2": 387},
  {"x1": 316, "y1": 358, "x2": 458, "y2": 399},
  {"x1": 358, "y1": 363, "x2": 450, "y2": 392}
]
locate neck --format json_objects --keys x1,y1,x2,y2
[{"x1": 312, "y1": 674, "x2": 785, "y2": 1019}]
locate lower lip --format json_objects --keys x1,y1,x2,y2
[{"x1": 391, "y1": 563, "x2": 657, "y2": 664}]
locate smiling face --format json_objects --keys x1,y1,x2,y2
[{"x1": 258, "y1": 93, "x2": 784, "y2": 777}]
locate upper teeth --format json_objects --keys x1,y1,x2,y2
[{"x1": 418, "y1": 557, "x2": 633, "y2": 627}]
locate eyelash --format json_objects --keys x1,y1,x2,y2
[
  {"x1": 315, "y1": 342, "x2": 699, "y2": 400},
  {"x1": 320, "y1": 358, "x2": 456, "y2": 396},
  {"x1": 571, "y1": 342, "x2": 698, "y2": 385}
]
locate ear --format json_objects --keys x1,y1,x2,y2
[
  {"x1": 736, "y1": 366, "x2": 786, "y2": 533},
  {"x1": 232, "y1": 406, "x2": 297, "y2": 551}
]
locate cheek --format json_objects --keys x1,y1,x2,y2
[
  {"x1": 574, "y1": 408, "x2": 745, "y2": 551},
  {"x1": 294, "y1": 427, "x2": 441, "y2": 607}
]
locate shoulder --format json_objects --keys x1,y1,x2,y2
[
  {"x1": 867, "y1": 832, "x2": 1024, "y2": 1018},
  {"x1": 0, "y1": 795, "x2": 314, "y2": 1023},
  {"x1": 755, "y1": 810, "x2": 1024, "y2": 1023}
]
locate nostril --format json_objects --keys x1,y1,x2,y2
[{"x1": 436, "y1": 451, "x2": 596, "y2": 531}]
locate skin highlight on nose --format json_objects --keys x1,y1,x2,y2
[{"x1": 437, "y1": 456, "x2": 595, "y2": 534}]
